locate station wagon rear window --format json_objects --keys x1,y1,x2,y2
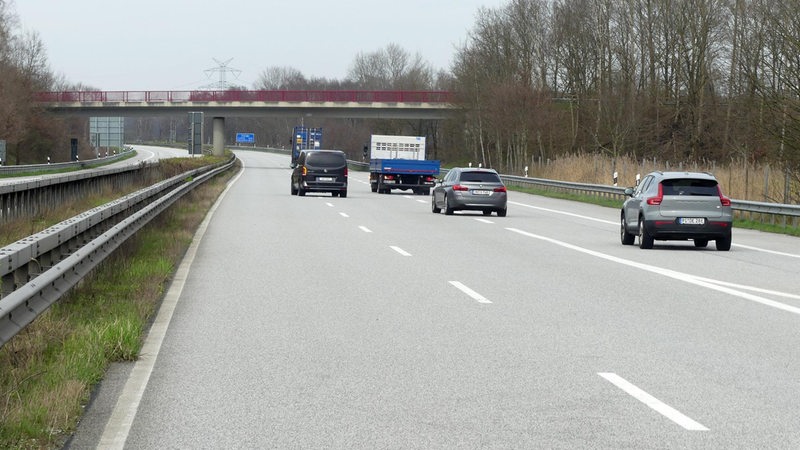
[{"x1": 459, "y1": 172, "x2": 502, "y2": 183}]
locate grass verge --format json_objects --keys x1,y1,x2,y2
[{"x1": 0, "y1": 156, "x2": 238, "y2": 449}]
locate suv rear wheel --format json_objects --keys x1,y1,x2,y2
[
  {"x1": 638, "y1": 217, "x2": 654, "y2": 249},
  {"x1": 621, "y1": 214, "x2": 635, "y2": 245},
  {"x1": 716, "y1": 231, "x2": 732, "y2": 251}
]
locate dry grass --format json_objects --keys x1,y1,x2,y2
[{"x1": 523, "y1": 153, "x2": 797, "y2": 204}]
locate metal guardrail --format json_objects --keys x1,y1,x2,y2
[
  {"x1": 0, "y1": 148, "x2": 132, "y2": 176},
  {"x1": 0, "y1": 156, "x2": 236, "y2": 347},
  {"x1": 350, "y1": 158, "x2": 799, "y2": 224},
  {"x1": 499, "y1": 174, "x2": 800, "y2": 224}
]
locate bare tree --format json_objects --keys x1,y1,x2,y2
[{"x1": 253, "y1": 66, "x2": 307, "y2": 90}]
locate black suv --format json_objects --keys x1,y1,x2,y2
[{"x1": 291, "y1": 150, "x2": 348, "y2": 197}]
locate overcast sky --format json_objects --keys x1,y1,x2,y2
[{"x1": 14, "y1": 0, "x2": 508, "y2": 92}]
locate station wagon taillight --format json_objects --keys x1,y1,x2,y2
[
  {"x1": 646, "y1": 183, "x2": 663, "y2": 205},
  {"x1": 494, "y1": 186, "x2": 507, "y2": 193},
  {"x1": 453, "y1": 184, "x2": 469, "y2": 191}
]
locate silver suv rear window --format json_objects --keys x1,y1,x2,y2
[{"x1": 661, "y1": 179, "x2": 718, "y2": 196}]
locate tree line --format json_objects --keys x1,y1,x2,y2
[
  {"x1": 2, "y1": 0, "x2": 800, "y2": 201},
  {"x1": 451, "y1": 0, "x2": 800, "y2": 183}
]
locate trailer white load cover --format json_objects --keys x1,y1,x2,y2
[{"x1": 370, "y1": 135, "x2": 426, "y2": 160}]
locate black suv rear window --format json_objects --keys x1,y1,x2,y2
[
  {"x1": 306, "y1": 152, "x2": 345, "y2": 167},
  {"x1": 661, "y1": 179, "x2": 718, "y2": 196},
  {"x1": 459, "y1": 172, "x2": 502, "y2": 183}
]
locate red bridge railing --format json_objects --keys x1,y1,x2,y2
[{"x1": 34, "y1": 90, "x2": 453, "y2": 104}]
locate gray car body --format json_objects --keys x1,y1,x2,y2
[
  {"x1": 621, "y1": 171, "x2": 733, "y2": 250},
  {"x1": 432, "y1": 167, "x2": 508, "y2": 216}
]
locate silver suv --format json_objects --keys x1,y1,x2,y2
[{"x1": 621, "y1": 171, "x2": 733, "y2": 250}]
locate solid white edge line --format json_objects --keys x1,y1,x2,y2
[
  {"x1": 449, "y1": 281, "x2": 492, "y2": 304},
  {"x1": 98, "y1": 160, "x2": 245, "y2": 449},
  {"x1": 390, "y1": 246, "x2": 412, "y2": 256},
  {"x1": 506, "y1": 227, "x2": 800, "y2": 316},
  {"x1": 599, "y1": 372, "x2": 708, "y2": 431},
  {"x1": 733, "y1": 243, "x2": 800, "y2": 259}
]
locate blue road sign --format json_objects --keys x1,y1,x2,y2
[{"x1": 236, "y1": 132, "x2": 255, "y2": 144}]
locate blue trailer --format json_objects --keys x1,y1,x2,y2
[
  {"x1": 290, "y1": 126, "x2": 322, "y2": 165},
  {"x1": 368, "y1": 135, "x2": 440, "y2": 195}
]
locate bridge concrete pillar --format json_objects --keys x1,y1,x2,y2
[{"x1": 212, "y1": 117, "x2": 225, "y2": 156}]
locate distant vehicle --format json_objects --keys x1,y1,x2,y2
[
  {"x1": 620, "y1": 171, "x2": 732, "y2": 250},
  {"x1": 431, "y1": 168, "x2": 507, "y2": 216},
  {"x1": 368, "y1": 135, "x2": 440, "y2": 195},
  {"x1": 290, "y1": 126, "x2": 322, "y2": 166},
  {"x1": 290, "y1": 149, "x2": 348, "y2": 197}
]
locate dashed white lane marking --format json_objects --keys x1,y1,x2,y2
[
  {"x1": 359, "y1": 226, "x2": 372, "y2": 233},
  {"x1": 449, "y1": 281, "x2": 492, "y2": 304},
  {"x1": 475, "y1": 218, "x2": 494, "y2": 224},
  {"x1": 325, "y1": 202, "x2": 334, "y2": 207},
  {"x1": 339, "y1": 212, "x2": 349, "y2": 218},
  {"x1": 507, "y1": 227, "x2": 800, "y2": 316},
  {"x1": 599, "y1": 372, "x2": 708, "y2": 431},
  {"x1": 416, "y1": 199, "x2": 427, "y2": 204},
  {"x1": 390, "y1": 246, "x2": 411, "y2": 256}
]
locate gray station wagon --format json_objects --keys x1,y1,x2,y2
[
  {"x1": 432, "y1": 167, "x2": 507, "y2": 216},
  {"x1": 621, "y1": 171, "x2": 733, "y2": 250}
]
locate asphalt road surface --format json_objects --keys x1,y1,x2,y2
[{"x1": 68, "y1": 149, "x2": 800, "y2": 449}]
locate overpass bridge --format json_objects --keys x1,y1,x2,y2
[{"x1": 35, "y1": 90, "x2": 457, "y2": 154}]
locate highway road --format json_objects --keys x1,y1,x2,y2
[{"x1": 69, "y1": 149, "x2": 800, "y2": 449}]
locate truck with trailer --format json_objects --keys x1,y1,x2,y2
[
  {"x1": 290, "y1": 126, "x2": 322, "y2": 166},
  {"x1": 368, "y1": 135, "x2": 440, "y2": 195}
]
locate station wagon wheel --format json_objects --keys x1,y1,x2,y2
[
  {"x1": 431, "y1": 196, "x2": 441, "y2": 213},
  {"x1": 444, "y1": 195, "x2": 455, "y2": 215}
]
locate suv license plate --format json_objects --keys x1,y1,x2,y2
[
  {"x1": 317, "y1": 177, "x2": 334, "y2": 182},
  {"x1": 679, "y1": 217, "x2": 705, "y2": 225},
  {"x1": 473, "y1": 190, "x2": 492, "y2": 195}
]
